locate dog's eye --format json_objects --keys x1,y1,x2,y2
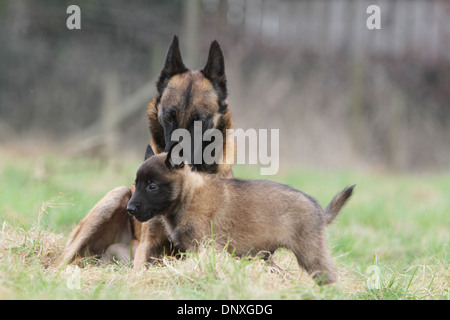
[
  {"x1": 165, "y1": 111, "x2": 176, "y2": 123},
  {"x1": 147, "y1": 183, "x2": 158, "y2": 191}
]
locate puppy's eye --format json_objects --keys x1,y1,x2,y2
[{"x1": 147, "y1": 183, "x2": 158, "y2": 191}]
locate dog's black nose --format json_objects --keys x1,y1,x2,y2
[
  {"x1": 126, "y1": 203, "x2": 140, "y2": 215},
  {"x1": 126, "y1": 204, "x2": 136, "y2": 215}
]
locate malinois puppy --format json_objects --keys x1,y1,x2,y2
[
  {"x1": 53, "y1": 36, "x2": 235, "y2": 268},
  {"x1": 127, "y1": 144, "x2": 355, "y2": 285}
]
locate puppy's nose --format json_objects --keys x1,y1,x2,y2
[{"x1": 126, "y1": 203, "x2": 140, "y2": 215}]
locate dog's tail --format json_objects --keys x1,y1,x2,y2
[{"x1": 324, "y1": 185, "x2": 355, "y2": 225}]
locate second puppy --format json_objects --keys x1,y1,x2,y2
[{"x1": 127, "y1": 144, "x2": 354, "y2": 285}]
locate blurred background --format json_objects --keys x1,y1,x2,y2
[{"x1": 1, "y1": 0, "x2": 449, "y2": 172}]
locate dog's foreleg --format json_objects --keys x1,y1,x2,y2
[
  {"x1": 133, "y1": 217, "x2": 173, "y2": 271},
  {"x1": 51, "y1": 186, "x2": 132, "y2": 268}
]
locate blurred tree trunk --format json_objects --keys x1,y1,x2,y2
[
  {"x1": 101, "y1": 73, "x2": 120, "y2": 159},
  {"x1": 183, "y1": 0, "x2": 201, "y2": 69},
  {"x1": 387, "y1": 91, "x2": 405, "y2": 170},
  {"x1": 349, "y1": 60, "x2": 366, "y2": 158}
]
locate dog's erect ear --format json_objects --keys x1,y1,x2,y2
[
  {"x1": 164, "y1": 142, "x2": 185, "y2": 170},
  {"x1": 157, "y1": 35, "x2": 188, "y2": 94},
  {"x1": 201, "y1": 40, "x2": 227, "y2": 104},
  {"x1": 144, "y1": 144, "x2": 155, "y2": 161}
]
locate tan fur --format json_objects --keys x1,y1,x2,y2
[
  {"x1": 147, "y1": 70, "x2": 234, "y2": 177},
  {"x1": 54, "y1": 37, "x2": 235, "y2": 270},
  {"x1": 130, "y1": 155, "x2": 354, "y2": 285},
  {"x1": 51, "y1": 186, "x2": 132, "y2": 268}
]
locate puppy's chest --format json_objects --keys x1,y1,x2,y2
[{"x1": 161, "y1": 216, "x2": 197, "y2": 250}]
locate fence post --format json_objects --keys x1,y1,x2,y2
[
  {"x1": 183, "y1": 0, "x2": 201, "y2": 68},
  {"x1": 101, "y1": 72, "x2": 120, "y2": 159}
]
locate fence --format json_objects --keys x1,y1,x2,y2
[{"x1": 218, "y1": 0, "x2": 450, "y2": 62}]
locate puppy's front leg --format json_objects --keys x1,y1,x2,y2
[
  {"x1": 133, "y1": 239, "x2": 152, "y2": 271},
  {"x1": 133, "y1": 217, "x2": 173, "y2": 271}
]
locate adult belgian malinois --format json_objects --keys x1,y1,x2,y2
[
  {"x1": 127, "y1": 144, "x2": 355, "y2": 285},
  {"x1": 53, "y1": 36, "x2": 234, "y2": 268}
]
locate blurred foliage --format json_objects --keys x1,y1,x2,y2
[{"x1": 0, "y1": 0, "x2": 449, "y2": 171}]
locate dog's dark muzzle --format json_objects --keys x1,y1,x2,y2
[
  {"x1": 126, "y1": 201, "x2": 156, "y2": 222},
  {"x1": 126, "y1": 202, "x2": 142, "y2": 215}
]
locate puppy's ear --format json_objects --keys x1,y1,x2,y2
[
  {"x1": 144, "y1": 144, "x2": 155, "y2": 161},
  {"x1": 157, "y1": 35, "x2": 188, "y2": 94},
  {"x1": 164, "y1": 142, "x2": 185, "y2": 170},
  {"x1": 201, "y1": 40, "x2": 227, "y2": 103}
]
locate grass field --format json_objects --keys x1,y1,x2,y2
[{"x1": 0, "y1": 149, "x2": 448, "y2": 300}]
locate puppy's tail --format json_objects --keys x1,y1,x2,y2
[{"x1": 324, "y1": 185, "x2": 355, "y2": 225}]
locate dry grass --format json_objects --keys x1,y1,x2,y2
[
  {"x1": 1, "y1": 216, "x2": 448, "y2": 300},
  {"x1": 0, "y1": 219, "x2": 351, "y2": 299}
]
